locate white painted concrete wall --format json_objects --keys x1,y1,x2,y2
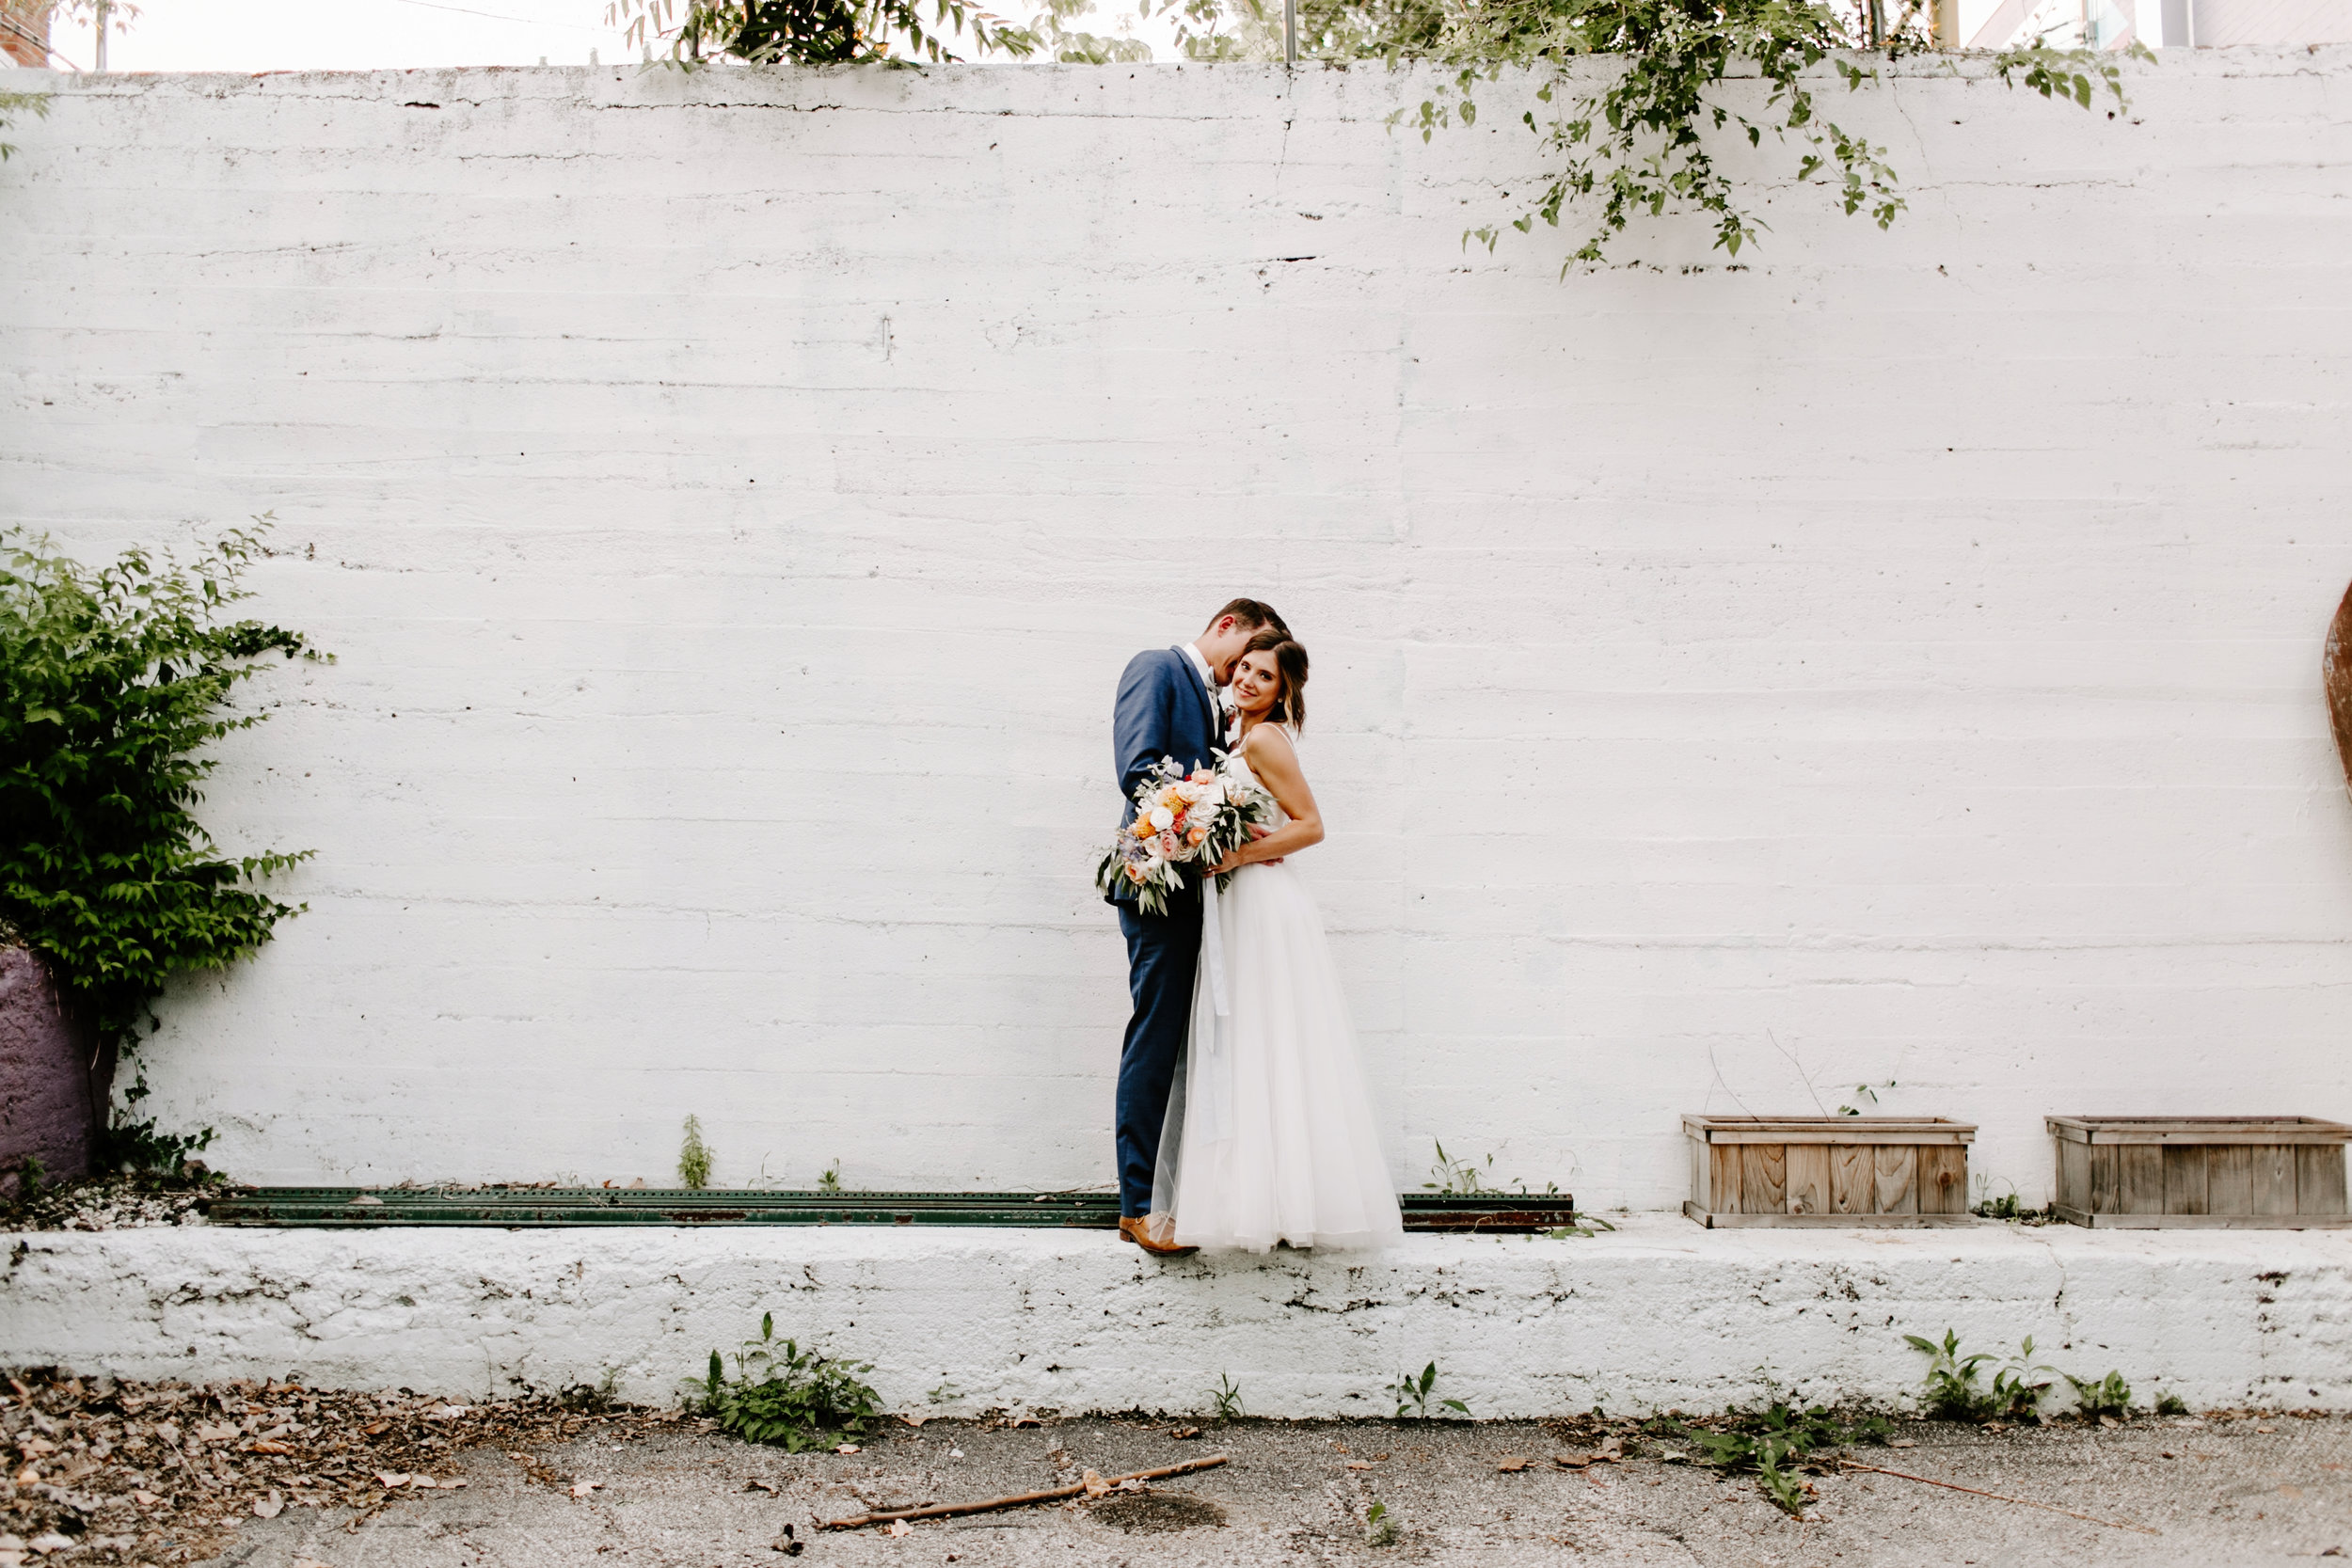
[
  {"x1": 2, "y1": 54, "x2": 2349, "y2": 1207},
  {"x1": 8, "y1": 1220, "x2": 2349, "y2": 1415}
]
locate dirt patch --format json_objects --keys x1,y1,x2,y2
[{"x1": 1088, "y1": 1490, "x2": 1227, "y2": 1532}]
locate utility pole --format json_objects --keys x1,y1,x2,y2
[{"x1": 92, "y1": 0, "x2": 108, "y2": 70}]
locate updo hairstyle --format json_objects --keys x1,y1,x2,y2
[{"x1": 1240, "y1": 626, "x2": 1310, "y2": 731}]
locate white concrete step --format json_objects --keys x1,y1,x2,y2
[{"x1": 5, "y1": 1215, "x2": 2346, "y2": 1417}]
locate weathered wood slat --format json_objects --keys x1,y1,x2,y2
[
  {"x1": 1873, "y1": 1146, "x2": 1918, "y2": 1214},
  {"x1": 1741, "y1": 1144, "x2": 1788, "y2": 1214},
  {"x1": 2118, "y1": 1146, "x2": 2165, "y2": 1215},
  {"x1": 2207, "y1": 1147, "x2": 2255, "y2": 1214},
  {"x1": 1711, "y1": 1144, "x2": 1741, "y2": 1217},
  {"x1": 2298, "y1": 1146, "x2": 2349, "y2": 1216},
  {"x1": 2047, "y1": 1117, "x2": 2352, "y2": 1147},
  {"x1": 2056, "y1": 1138, "x2": 2090, "y2": 1215},
  {"x1": 1918, "y1": 1145, "x2": 1968, "y2": 1213},
  {"x1": 2253, "y1": 1147, "x2": 2297, "y2": 1216},
  {"x1": 2162, "y1": 1146, "x2": 2208, "y2": 1215},
  {"x1": 2090, "y1": 1145, "x2": 2121, "y2": 1215},
  {"x1": 1829, "y1": 1145, "x2": 1872, "y2": 1214},
  {"x1": 1786, "y1": 1145, "x2": 1831, "y2": 1216}
]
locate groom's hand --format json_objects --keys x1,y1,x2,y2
[{"x1": 1248, "y1": 824, "x2": 1284, "y2": 865}]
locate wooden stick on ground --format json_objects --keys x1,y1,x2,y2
[
  {"x1": 820, "y1": 1453, "x2": 1231, "y2": 1531},
  {"x1": 1839, "y1": 1460, "x2": 2158, "y2": 1535}
]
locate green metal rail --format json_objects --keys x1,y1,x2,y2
[{"x1": 204, "y1": 1188, "x2": 1580, "y2": 1233}]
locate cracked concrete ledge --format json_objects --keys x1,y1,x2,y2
[{"x1": 5, "y1": 1216, "x2": 2346, "y2": 1417}]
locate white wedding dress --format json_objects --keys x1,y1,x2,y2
[{"x1": 1149, "y1": 750, "x2": 1405, "y2": 1253}]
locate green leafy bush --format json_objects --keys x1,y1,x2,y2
[
  {"x1": 1904, "y1": 1330, "x2": 2058, "y2": 1421},
  {"x1": 685, "y1": 1313, "x2": 882, "y2": 1450},
  {"x1": 0, "y1": 523, "x2": 322, "y2": 1137}
]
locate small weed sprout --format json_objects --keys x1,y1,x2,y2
[
  {"x1": 928, "y1": 1381, "x2": 961, "y2": 1405},
  {"x1": 1210, "y1": 1374, "x2": 1245, "y2": 1423},
  {"x1": 1364, "y1": 1497, "x2": 1400, "y2": 1546},
  {"x1": 683, "y1": 1311, "x2": 881, "y2": 1451},
  {"x1": 1422, "y1": 1141, "x2": 1496, "y2": 1196},
  {"x1": 1905, "y1": 1330, "x2": 2059, "y2": 1422},
  {"x1": 1836, "y1": 1081, "x2": 1896, "y2": 1116},
  {"x1": 677, "y1": 1116, "x2": 712, "y2": 1190},
  {"x1": 1387, "y1": 1362, "x2": 1469, "y2": 1421},
  {"x1": 816, "y1": 1161, "x2": 844, "y2": 1195},
  {"x1": 2155, "y1": 1391, "x2": 2190, "y2": 1417},
  {"x1": 2065, "y1": 1370, "x2": 2132, "y2": 1420},
  {"x1": 1545, "y1": 1212, "x2": 1618, "y2": 1240}
]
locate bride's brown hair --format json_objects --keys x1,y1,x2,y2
[{"x1": 1240, "y1": 627, "x2": 1310, "y2": 730}]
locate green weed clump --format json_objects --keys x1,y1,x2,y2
[
  {"x1": 677, "y1": 1116, "x2": 712, "y2": 1189},
  {"x1": 684, "y1": 1313, "x2": 881, "y2": 1451},
  {"x1": 1387, "y1": 1361, "x2": 1469, "y2": 1421},
  {"x1": 1650, "y1": 1401, "x2": 1887, "y2": 1519}
]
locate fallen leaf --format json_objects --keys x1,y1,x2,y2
[
  {"x1": 1595, "y1": 1436, "x2": 1624, "y2": 1461},
  {"x1": 885, "y1": 1520, "x2": 913, "y2": 1538},
  {"x1": 507, "y1": 1452, "x2": 535, "y2": 1464},
  {"x1": 570, "y1": 1481, "x2": 603, "y2": 1498},
  {"x1": 254, "y1": 1490, "x2": 284, "y2": 1519},
  {"x1": 2099, "y1": 1417, "x2": 2122, "y2": 1430},
  {"x1": 1345, "y1": 1461, "x2": 1372, "y2": 1471},
  {"x1": 251, "y1": 1439, "x2": 294, "y2": 1455},
  {"x1": 16, "y1": 1439, "x2": 54, "y2": 1458},
  {"x1": 901, "y1": 1415, "x2": 929, "y2": 1428},
  {"x1": 1081, "y1": 1468, "x2": 1111, "y2": 1497},
  {"x1": 743, "y1": 1479, "x2": 778, "y2": 1493},
  {"x1": 1888, "y1": 1438, "x2": 1918, "y2": 1449},
  {"x1": 1169, "y1": 1426, "x2": 1202, "y2": 1440},
  {"x1": 1655, "y1": 1448, "x2": 1690, "y2": 1465},
  {"x1": 1498, "y1": 1456, "x2": 1530, "y2": 1473},
  {"x1": 1118, "y1": 1478, "x2": 1142, "y2": 1492},
  {"x1": 1009, "y1": 1418, "x2": 1043, "y2": 1429},
  {"x1": 376, "y1": 1473, "x2": 411, "y2": 1489},
  {"x1": 28, "y1": 1537, "x2": 72, "y2": 1554},
  {"x1": 835, "y1": 1443, "x2": 861, "y2": 1455},
  {"x1": 1552, "y1": 1455, "x2": 1591, "y2": 1470},
  {"x1": 132, "y1": 1491, "x2": 159, "y2": 1507},
  {"x1": 347, "y1": 1194, "x2": 384, "y2": 1206},
  {"x1": 194, "y1": 1423, "x2": 240, "y2": 1443},
  {"x1": 363, "y1": 1421, "x2": 391, "y2": 1436},
  {"x1": 10, "y1": 1465, "x2": 35, "y2": 1486},
  {"x1": 2257, "y1": 1425, "x2": 2279, "y2": 1434}
]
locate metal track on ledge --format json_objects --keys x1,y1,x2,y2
[{"x1": 202, "y1": 1188, "x2": 1581, "y2": 1232}]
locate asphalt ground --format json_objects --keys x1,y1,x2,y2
[{"x1": 188, "y1": 1409, "x2": 2352, "y2": 1568}]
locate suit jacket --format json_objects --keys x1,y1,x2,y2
[{"x1": 1107, "y1": 646, "x2": 1222, "y2": 908}]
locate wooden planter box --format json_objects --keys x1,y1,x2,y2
[
  {"x1": 2048, "y1": 1117, "x2": 2352, "y2": 1228},
  {"x1": 1684, "y1": 1117, "x2": 1975, "y2": 1227}
]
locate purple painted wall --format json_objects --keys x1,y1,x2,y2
[{"x1": 0, "y1": 945, "x2": 93, "y2": 1181}]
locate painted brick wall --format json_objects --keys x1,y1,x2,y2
[{"x1": 2, "y1": 55, "x2": 2348, "y2": 1208}]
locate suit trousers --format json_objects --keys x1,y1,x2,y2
[{"x1": 1115, "y1": 897, "x2": 1202, "y2": 1218}]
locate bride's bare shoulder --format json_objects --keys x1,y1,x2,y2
[{"x1": 1241, "y1": 722, "x2": 1299, "y2": 765}]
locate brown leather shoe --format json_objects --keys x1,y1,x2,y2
[{"x1": 1120, "y1": 1215, "x2": 1198, "y2": 1257}]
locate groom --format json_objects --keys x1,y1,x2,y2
[{"x1": 1107, "y1": 598, "x2": 1288, "y2": 1256}]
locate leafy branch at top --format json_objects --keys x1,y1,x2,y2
[
  {"x1": 1402, "y1": 0, "x2": 2151, "y2": 268},
  {"x1": 608, "y1": 0, "x2": 1040, "y2": 67},
  {"x1": 0, "y1": 90, "x2": 47, "y2": 163}
]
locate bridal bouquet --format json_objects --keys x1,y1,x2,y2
[{"x1": 1096, "y1": 752, "x2": 1274, "y2": 917}]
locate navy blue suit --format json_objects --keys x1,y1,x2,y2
[{"x1": 1108, "y1": 647, "x2": 1222, "y2": 1217}]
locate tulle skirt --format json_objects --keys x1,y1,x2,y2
[{"x1": 1148, "y1": 860, "x2": 1403, "y2": 1253}]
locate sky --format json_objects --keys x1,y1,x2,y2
[
  {"x1": 40, "y1": 0, "x2": 2137, "y2": 74},
  {"x1": 63, "y1": 0, "x2": 637, "y2": 73}
]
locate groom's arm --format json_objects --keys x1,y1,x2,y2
[{"x1": 1113, "y1": 650, "x2": 1182, "y2": 801}]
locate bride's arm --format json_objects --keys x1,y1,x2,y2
[{"x1": 1213, "y1": 726, "x2": 1323, "y2": 872}]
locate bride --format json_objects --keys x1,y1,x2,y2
[{"x1": 1147, "y1": 628, "x2": 1405, "y2": 1254}]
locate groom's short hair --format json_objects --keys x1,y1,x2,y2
[{"x1": 1206, "y1": 598, "x2": 1288, "y2": 639}]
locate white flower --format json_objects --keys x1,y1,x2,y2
[{"x1": 1149, "y1": 805, "x2": 1175, "y2": 831}]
